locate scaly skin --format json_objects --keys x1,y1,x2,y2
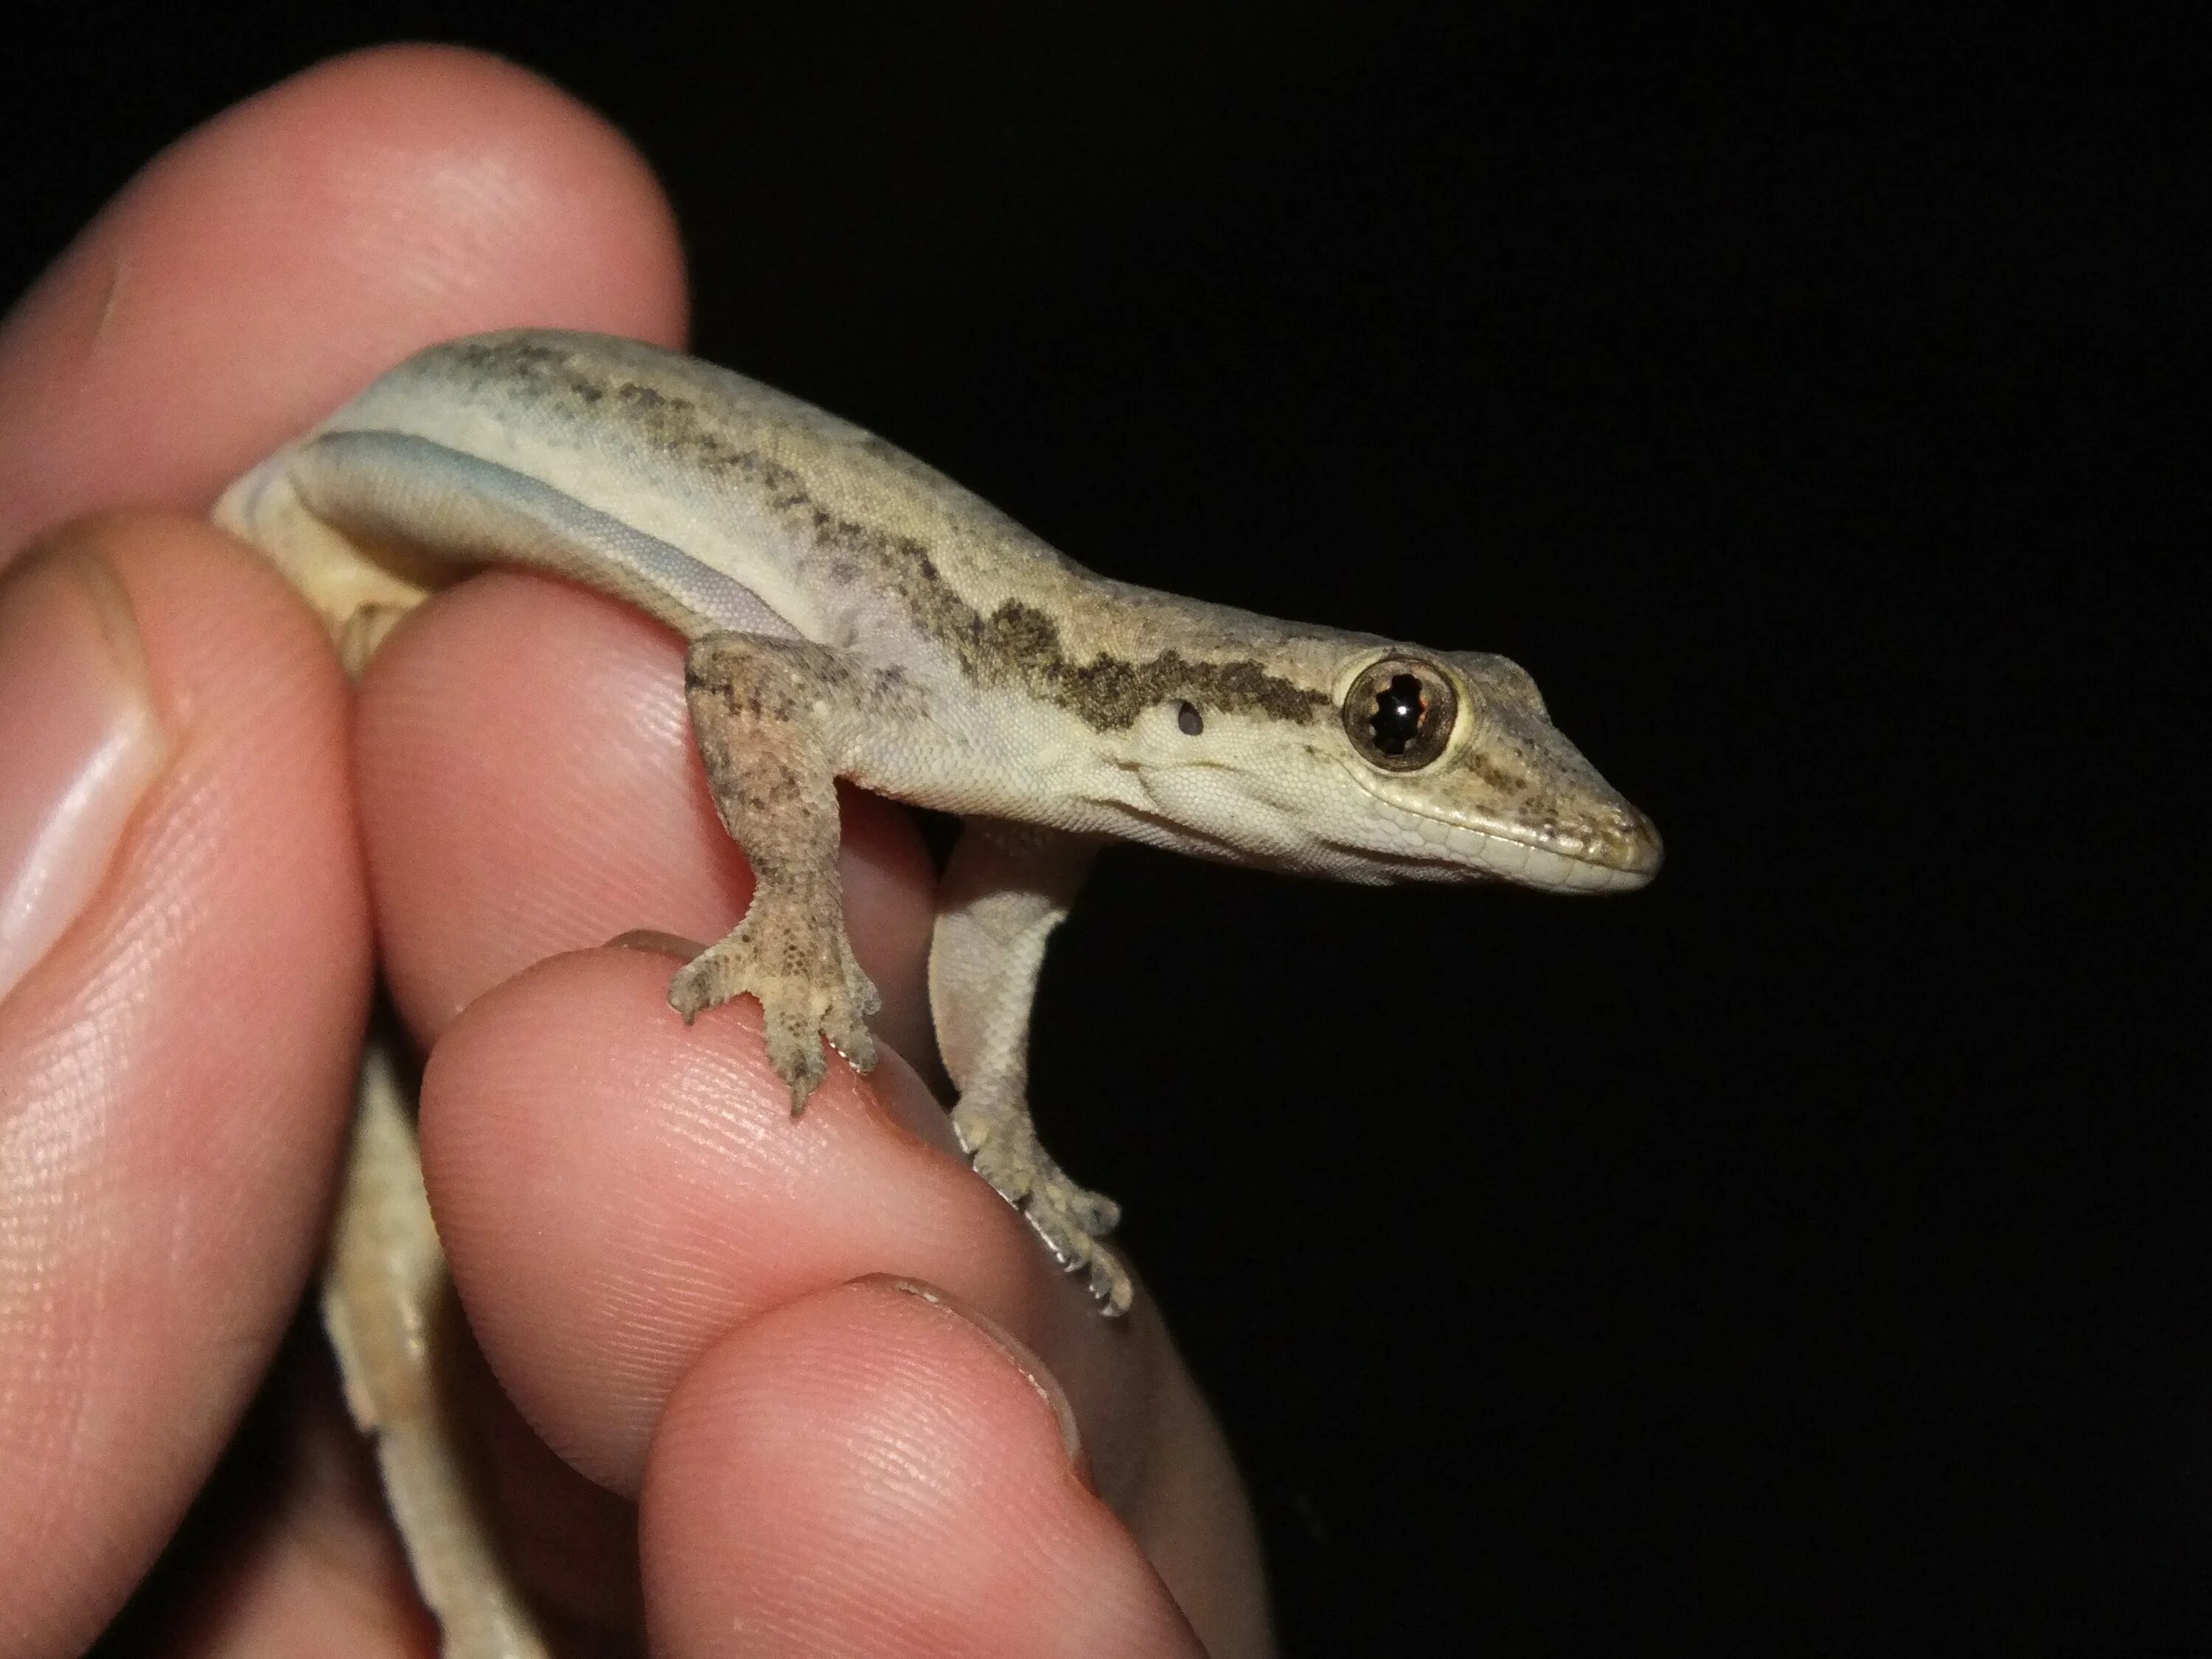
[{"x1": 215, "y1": 327, "x2": 1661, "y2": 1655}]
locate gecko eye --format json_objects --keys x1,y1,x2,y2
[{"x1": 1342, "y1": 657, "x2": 1458, "y2": 771}]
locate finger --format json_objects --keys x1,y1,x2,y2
[
  {"x1": 354, "y1": 571, "x2": 938, "y2": 1070},
  {"x1": 0, "y1": 42, "x2": 686, "y2": 559},
  {"x1": 364, "y1": 564, "x2": 1266, "y2": 1643},
  {"x1": 639, "y1": 1279, "x2": 1208, "y2": 1658},
  {"x1": 421, "y1": 945, "x2": 994, "y2": 1494},
  {"x1": 418, "y1": 950, "x2": 1270, "y2": 1652},
  {"x1": 0, "y1": 43, "x2": 688, "y2": 1648},
  {"x1": 0, "y1": 517, "x2": 366, "y2": 1655}
]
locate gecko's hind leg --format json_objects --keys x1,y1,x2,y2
[{"x1": 928, "y1": 823, "x2": 1131, "y2": 1314}]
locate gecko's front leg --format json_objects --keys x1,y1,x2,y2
[
  {"x1": 684, "y1": 640, "x2": 1130, "y2": 1309},
  {"x1": 674, "y1": 633, "x2": 891, "y2": 1111}
]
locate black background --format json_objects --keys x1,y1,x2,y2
[{"x1": 8, "y1": 7, "x2": 2202, "y2": 1652}]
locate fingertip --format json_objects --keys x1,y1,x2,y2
[
  {"x1": 416, "y1": 945, "x2": 983, "y2": 1491},
  {"x1": 639, "y1": 1279, "x2": 1203, "y2": 1658},
  {"x1": 0, "y1": 43, "x2": 687, "y2": 550}
]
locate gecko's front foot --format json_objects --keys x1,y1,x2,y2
[
  {"x1": 669, "y1": 892, "x2": 881, "y2": 1113},
  {"x1": 953, "y1": 1094, "x2": 1132, "y2": 1315}
]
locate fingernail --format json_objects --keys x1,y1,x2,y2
[
  {"x1": 606, "y1": 928, "x2": 707, "y2": 962},
  {"x1": 0, "y1": 540, "x2": 167, "y2": 1007},
  {"x1": 863, "y1": 1275, "x2": 1091, "y2": 1484}
]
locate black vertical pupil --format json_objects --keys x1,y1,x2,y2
[{"x1": 1370, "y1": 673, "x2": 1427, "y2": 755}]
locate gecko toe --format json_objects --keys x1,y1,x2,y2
[
  {"x1": 1020, "y1": 1204, "x2": 1134, "y2": 1316},
  {"x1": 955, "y1": 1091, "x2": 1130, "y2": 1312},
  {"x1": 670, "y1": 907, "x2": 881, "y2": 1110},
  {"x1": 1085, "y1": 1249, "x2": 1135, "y2": 1318}
]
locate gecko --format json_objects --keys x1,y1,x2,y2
[{"x1": 215, "y1": 329, "x2": 1661, "y2": 1656}]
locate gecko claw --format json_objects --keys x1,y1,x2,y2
[
  {"x1": 668, "y1": 902, "x2": 881, "y2": 1115},
  {"x1": 953, "y1": 1093, "x2": 1133, "y2": 1315}
]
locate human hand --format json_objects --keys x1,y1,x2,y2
[{"x1": 0, "y1": 46, "x2": 1268, "y2": 1658}]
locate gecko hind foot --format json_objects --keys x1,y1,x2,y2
[
  {"x1": 669, "y1": 900, "x2": 881, "y2": 1113},
  {"x1": 953, "y1": 1096, "x2": 1133, "y2": 1316}
]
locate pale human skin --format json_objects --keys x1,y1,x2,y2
[{"x1": 0, "y1": 46, "x2": 1267, "y2": 1658}]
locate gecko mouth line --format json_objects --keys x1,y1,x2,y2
[{"x1": 1343, "y1": 767, "x2": 1662, "y2": 886}]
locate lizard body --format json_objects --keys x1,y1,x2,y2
[{"x1": 215, "y1": 329, "x2": 1660, "y2": 1656}]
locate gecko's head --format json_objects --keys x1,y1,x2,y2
[{"x1": 1310, "y1": 646, "x2": 1661, "y2": 891}]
